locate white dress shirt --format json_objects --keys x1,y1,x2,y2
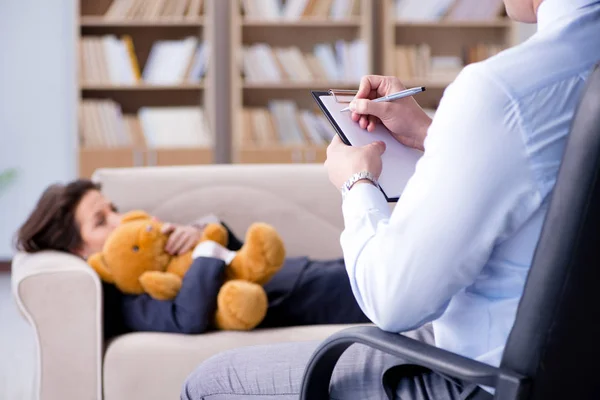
[{"x1": 340, "y1": 0, "x2": 600, "y2": 376}]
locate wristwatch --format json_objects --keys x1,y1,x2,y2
[{"x1": 340, "y1": 171, "x2": 379, "y2": 201}]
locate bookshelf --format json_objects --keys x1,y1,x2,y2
[
  {"x1": 382, "y1": 0, "x2": 518, "y2": 112},
  {"x1": 230, "y1": 0, "x2": 375, "y2": 164},
  {"x1": 74, "y1": 0, "x2": 525, "y2": 176},
  {"x1": 77, "y1": 0, "x2": 215, "y2": 178}
]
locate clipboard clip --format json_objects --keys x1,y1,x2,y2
[{"x1": 328, "y1": 89, "x2": 358, "y2": 104}]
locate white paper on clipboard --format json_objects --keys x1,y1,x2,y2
[{"x1": 319, "y1": 94, "x2": 423, "y2": 201}]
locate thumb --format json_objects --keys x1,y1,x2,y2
[
  {"x1": 365, "y1": 141, "x2": 386, "y2": 155},
  {"x1": 350, "y1": 99, "x2": 388, "y2": 119},
  {"x1": 161, "y1": 223, "x2": 174, "y2": 234}
]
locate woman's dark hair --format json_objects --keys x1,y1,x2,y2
[{"x1": 15, "y1": 179, "x2": 101, "y2": 254}]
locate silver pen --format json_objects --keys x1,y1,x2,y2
[{"x1": 340, "y1": 86, "x2": 426, "y2": 113}]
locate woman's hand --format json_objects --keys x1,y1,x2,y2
[
  {"x1": 161, "y1": 223, "x2": 203, "y2": 255},
  {"x1": 349, "y1": 75, "x2": 432, "y2": 151}
]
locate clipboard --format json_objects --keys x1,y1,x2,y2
[{"x1": 311, "y1": 89, "x2": 423, "y2": 202}]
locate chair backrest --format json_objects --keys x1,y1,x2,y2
[{"x1": 500, "y1": 64, "x2": 600, "y2": 399}]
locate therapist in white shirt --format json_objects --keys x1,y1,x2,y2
[{"x1": 182, "y1": 0, "x2": 600, "y2": 399}]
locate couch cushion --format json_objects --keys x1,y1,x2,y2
[{"x1": 103, "y1": 324, "x2": 367, "y2": 400}]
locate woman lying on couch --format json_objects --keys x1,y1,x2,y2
[{"x1": 15, "y1": 179, "x2": 370, "y2": 339}]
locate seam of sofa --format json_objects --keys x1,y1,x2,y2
[{"x1": 14, "y1": 267, "x2": 104, "y2": 400}]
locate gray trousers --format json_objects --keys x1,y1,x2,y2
[{"x1": 181, "y1": 324, "x2": 492, "y2": 400}]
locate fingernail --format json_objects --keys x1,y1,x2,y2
[{"x1": 349, "y1": 101, "x2": 356, "y2": 111}]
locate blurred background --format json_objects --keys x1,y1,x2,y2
[
  {"x1": 0, "y1": 2, "x2": 535, "y2": 396},
  {"x1": 0, "y1": 0, "x2": 537, "y2": 261}
]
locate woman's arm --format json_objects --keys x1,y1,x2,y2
[{"x1": 121, "y1": 257, "x2": 226, "y2": 334}]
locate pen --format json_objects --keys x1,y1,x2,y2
[{"x1": 340, "y1": 86, "x2": 426, "y2": 112}]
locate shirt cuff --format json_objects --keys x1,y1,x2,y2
[
  {"x1": 342, "y1": 182, "x2": 391, "y2": 225},
  {"x1": 190, "y1": 213, "x2": 221, "y2": 229}
]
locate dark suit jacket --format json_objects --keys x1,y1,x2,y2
[{"x1": 102, "y1": 224, "x2": 369, "y2": 339}]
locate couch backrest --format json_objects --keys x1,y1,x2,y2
[{"x1": 92, "y1": 163, "x2": 347, "y2": 259}]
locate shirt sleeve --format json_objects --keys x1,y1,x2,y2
[
  {"x1": 340, "y1": 65, "x2": 542, "y2": 332},
  {"x1": 121, "y1": 257, "x2": 226, "y2": 334}
]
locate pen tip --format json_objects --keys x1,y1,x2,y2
[{"x1": 421, "y1": 86, "x2": 426, "y2": 92}]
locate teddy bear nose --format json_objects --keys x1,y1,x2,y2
[{"x1": 146, "y1": 225, "x2": 153, "y2": 232}]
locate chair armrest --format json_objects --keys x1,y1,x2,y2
[
  {"x1": 300, "y1": 326, "x2": 529, "y2": 400},
  {"x1": 11, "y1": 251, "x2": 103, "y2": 400}
]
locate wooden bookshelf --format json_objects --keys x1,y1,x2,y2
[
  {"x1": 382, "y1": 0, "x2": 518, "y2": 112},
  {"x1": 76, "y1": 0, "x2": 215, "y2": 178},
  {"x1": 74, "y1": 0, "x2": 526, "y2": 175},
  {"x1": 230, "y1": 0, "x2": 375, "y2": 164}
]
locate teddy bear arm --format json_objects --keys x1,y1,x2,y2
[
  {"x1": 201, "y1": 223, "x2": 229, "y2": 247},
  {"x1": 139, "y1": 271, "x2": 182, "y2": 301},
  {"x1": 87, "y1": 253, "x2": 115, "y2": 284},
  {"x1": 214, "y1": 280, "x2": 267, "y2": 331},
  {"x1": 166, "y1": 252, "x2": 193, "y2": 278}
]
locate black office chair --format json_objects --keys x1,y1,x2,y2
[{"x1": 300, "y1": 63, "x2": 600, "y2": 400}]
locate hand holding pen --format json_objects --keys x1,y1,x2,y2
[{"x1": 347, "y1": 75, "x2": 432, "y2": 151}]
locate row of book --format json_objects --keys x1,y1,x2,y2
[
  {"x1": 393, "y1": 43, "x2": 504, "y2": 82},
  {"x1": 80, "y1": 36, "x2": 209, "y2": 85},
  {"x1": 241, "y1": 0, "x2": 359, "y2": 20},
  {"x1": 79, "y1": 100, "x2": 212, "y2": 149},
  {"x1": 237, "y1": 102, "x2": 336, "y2": 148},
  {"x1": 242, "y1": 41, "x2": 367, "y2": 83},
  {"x1": 102, "y1": 0, "x2": 204, "y2": 19},
  {"x1": 395, "y1": 0, "x2": 505, "y2": 21}
]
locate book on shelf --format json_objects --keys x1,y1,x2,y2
[
  {"x1": 79, "y1": 100, "x2": 212, "y2": 149},
  {"x1": 103, "y1": 0, "x2": 204, "y2": 19},
  {"x1": 237, "y1": 103, "x2": 336, "y2": 148},
  {"x1": 394, "y1": 43, "x2": 505, "y2": 83},
  {"x1": 395, "y1": 0, "x2": 504, "y2": 21},
  {"x1": 445, "y1": 0, "x2": 505, "y2": 21},
  {"x1": 80, "y1": 36, "x2": 209, "y2": 86},
  {"x1": 139, "y1": 106, "x2": 212, "y2": 148},
  {"x1": 240, "y1": 0, "x2": 360, "y2": 20},
  {"x1": 242, "y1": 41, "x2": 367, "y2": 83},
  {"x1": 143, "y1": 37, "x2": 209, "y2": 84}
]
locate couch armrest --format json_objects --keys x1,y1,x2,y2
[{"x1": 11, "y1": 251, "x2": 103, "y2": 400}]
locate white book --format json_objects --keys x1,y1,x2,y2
[
  {"x1": 330, "y1": 0, "x2": 350, "y2": 19},
  {"x1": 253, "y1": 44, "x2": 282, "y2": 81},
  {"x1": 314, "y1": 43, "x2": 340, "y2": 80},
  {"x1": 350, "y1": 39, "x2": 368, "y2": 80},
  {"x1": 143, "y1": 37, "x2": 198, "y2": 84},
  {"x1": 259, "y1": 0, "x2": 282, "y2": 19},
  {"x1": 282, "y1": 0, "x2": 309, "y2": 20},
  {"x1": 187, "y1": 43, "x2": 209, "y2": 82},
  {"x1": 299, "y1": 111, "x2": 327, "y2": 145},
  {"x1": 315, "y1": 114, "x2": 336, "y2": 141},
  {"x1": 268, "y1": 100, "x2": 305, "y2": 145},
  {"x1": 139, "y1": 107, "x2": 209, "y2": 148}
]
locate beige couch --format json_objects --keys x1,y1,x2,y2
[{"x1": 11, "y1": 164, "x2": 366, "y2": 400}]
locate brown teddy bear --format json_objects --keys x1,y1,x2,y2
[{"x1": 87, "y1": 210, "x2": 286, "y2": 331}]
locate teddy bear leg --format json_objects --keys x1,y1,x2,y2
[
  {"x1": 226, "y1": 223, "x2": 285, "y2": 285},
  {"x1": 201, "y1": 223, "x2": 229, "y2": 247},
  {"x1": 214, "y1": 280, "x2": 268, "y2": 331}
]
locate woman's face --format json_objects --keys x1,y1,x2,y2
[{"x1": 75, "y1": 190, "x2": 121, "y2": 258}]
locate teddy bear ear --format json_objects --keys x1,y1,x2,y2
[
  {"x1": 87, "y1": 253, "x2": 115, "y2": 284},
  {"x1": 120, "y1": 210, "x2": 152, "y2": 224}
]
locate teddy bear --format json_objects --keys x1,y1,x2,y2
[{"x1": 87, "y1": 210, "x2": 286, "y2": 331}]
